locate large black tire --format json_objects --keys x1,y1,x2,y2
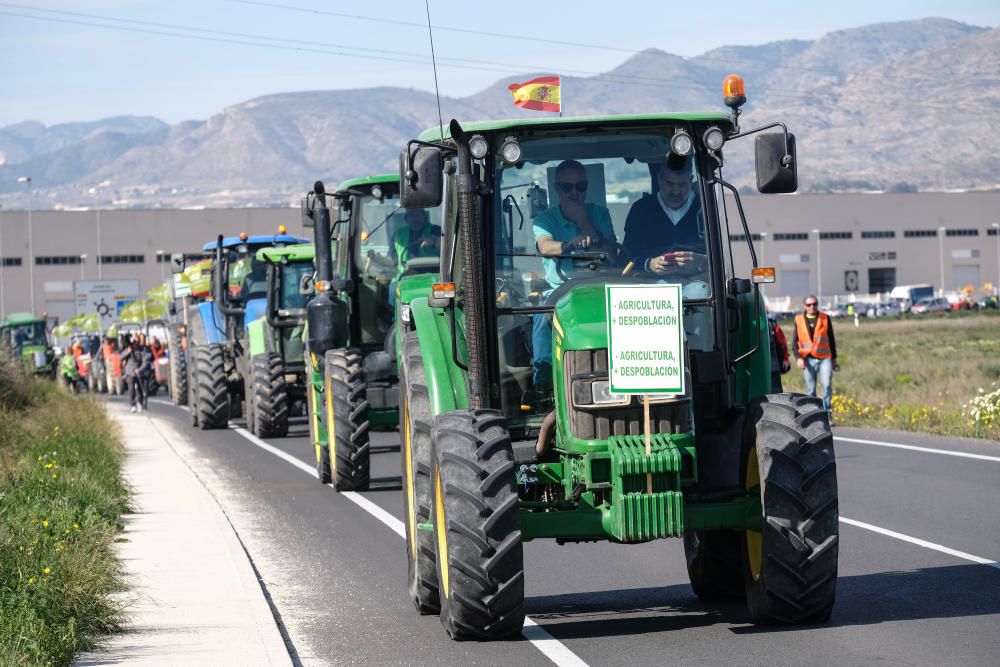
[
  {"x1": 430, "y1": 410, "x2": 524, "y2": 640},
  {"x1": 743, "y1": 393, "x2": 839, "y2": 625},
  {"x1": 324, "y1": 348, "x2": 370, "y2": 491},
  {"x1": 169, "y1": 329, "x2": 188, "y2": 406},
  {"x1": 251, "y1": 353, "x2": 289, "y2": 438},
  {"x1": 400, "y1": 331, "x2": 439, "y2": 614},
  {"x1": 683, "y1": 530, "x2": 745, "y2": 601},
  {"x1": 194, "y1": 345, "x2": 230, "y2": 430}
]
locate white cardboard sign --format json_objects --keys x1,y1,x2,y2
[{"x1": 606, "y1": 284, "x2": 685, "y2": 394}]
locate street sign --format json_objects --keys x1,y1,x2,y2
[
  {"x1": 74, "y1": 280, "x2": 140, "y2": 330},
  {"x1": 605, "y1": 284, "x2": 685, "y2": 395}
]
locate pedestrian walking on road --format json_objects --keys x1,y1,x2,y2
[
  {"x1": 121, "y1": 337, "x2": 142, "y2": 413},
  {"x1": 768, "y1": 314, "x2": 791, "y2": 393},
  {"x1": 792, "y1": 295, "x2": 840, "y2": 411},
  {"x1": 135, "y1": 334, "x2": 154, "y2": 410}
]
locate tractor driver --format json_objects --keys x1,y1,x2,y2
[
  {"x1": 392, "y1": 208, "x2": 441, "y2": 276},
  {"x1": 531, "y1": 160, "x2": 618, "y2": 395},
  {"x1": 623, "y1": 154, "x2": 708, "y2": 276}
]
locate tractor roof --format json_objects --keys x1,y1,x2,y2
[
  {"x1": 3, "y1": 312, "x2": 45, "y2": 325},
  {"x1": 201, "y1": 233, "x2": 308, "y2": 251},
  {"x1": 417, "y1": 112, "x2": 732, "y2": 142},
  {"x1": 335, "y1": 173, "x2": 398, "y2": 194},
  {"x1": 257, "y1": 242, "x2": 316, "y2": 263}
]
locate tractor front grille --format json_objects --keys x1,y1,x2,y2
[{"x1": 563, "y1": 349, "x2": 690, "y2": 441}]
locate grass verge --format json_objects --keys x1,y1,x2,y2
[
  {"x1": 0, "y1": 359, "x2": 128, "y2": 666},
  {"x1": 778, "y1": 312, "x2": 1000, "y2": 440}
]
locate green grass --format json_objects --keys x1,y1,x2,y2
[
  {"x1": 778, "y1": 311, "x2": 1000, "y2": 440},
  {"x1": 0, "y1": 359, "x2": 128, "y2": 666}
]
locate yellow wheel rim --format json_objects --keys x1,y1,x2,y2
[
  {"x1": 325, "y1": 372, "x2": 335, "y2": 474},
  {"x1": 403, "y1": 398, "x2": 417, "y2": 558},
  {"x1": 745, "y1": 445, "x2": 763, "y2": 581},
  {"x1": 434, "y1": 465, "x2": 449, "y2": 599}
]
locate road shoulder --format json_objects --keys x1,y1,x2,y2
[{"x1": 75, "y1": 402, "x2": 292, "y2": 666}]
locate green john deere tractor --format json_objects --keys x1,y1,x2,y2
[
  {"x1": 242, "y1": 243, "x2": 314, "y2": 437},
  {"x1": 303, "y1": 174, "x2": 441, "y2": 490},
  {"x1": 394, "y1": 81, "x2": 838, "y2": 639},
  {"x1": 0, "y1": 312, "x2": 54, "y2": 377}
]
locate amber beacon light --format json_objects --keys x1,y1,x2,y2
[{"x1": 723, "y1": 74, "x2": 746, "y2": 109}]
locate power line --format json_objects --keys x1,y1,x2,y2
[
  {"x1": 0, "y1": 7, "x2": 972, "y2": 112},
  {"x1": 230, "y1": 0, "x2": 882, "y2": 79}
]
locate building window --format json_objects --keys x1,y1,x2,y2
[
  {"x1": 989, "y1": 228, "x2": 998, "y2": 237},
  {"x1": 868, "y1": 251, "x2": 898, "y2": 261},
  {"x1": 868, "y1": 267, "x2": 896, "y2": 294},
  {"x1": 819, "y1": 231, "x2": 853, "y2": 240},
  {"x1": 155, "y1": 253, "x2": 174, "y2": 263},
  {"x1": 1, "y1": 257, "x2": 22, "y2": 267},
  {"x1": 729, "y1": 233, "x2": 762, "y2": 242},
  {"x1": 99, "y1": 255, "x2": 145, "y2": 264},
  {"x1": 861, "y1": 230, "x2": 895, "y2": 239},
  {"x1": 774, "y1": 233, "x2": 809, "y2": 241},
  {"x1": 904, "y1": 230, "x2": 938, "y2": 238},
  {"x1": 36, "y1": 255, "x2": 83, "y2": 265},
  {"x1": 945, "y1": 229, "x2": 978, "y2": 237}
]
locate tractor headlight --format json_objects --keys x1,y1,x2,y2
[
  {"x1": 400, "y1": 303, "x2": 411, "y2": 325},
  {"x1": 703, "y1": 126, "x2": 725, "y2": 151},
  {"x1": 670, "y1": 130, "x2": 693, "y2": 156},
  {"x1": 469, "y1": 134, "x2": 489, "y2": 160},
  {"x1": 500, "y1": 136, "x2": 522, "y2": 164},
  {"x1": 572, "y1": 378, "x2": 629, "y2": 408}
]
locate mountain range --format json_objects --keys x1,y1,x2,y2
[{"x1": 1, "y1": 17, "x2": 996, "y2": 210}]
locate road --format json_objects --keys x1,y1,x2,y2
[{"x1": 141, "y1": 397, "x2": 1000, "y2": 666}]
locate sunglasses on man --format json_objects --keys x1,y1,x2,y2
[
  {"x1": 556, "y1": 181, "x2": 588, "y2": 194},
  {"x1": 804, "y1": 302, "x2": 818, "y2": 308}
]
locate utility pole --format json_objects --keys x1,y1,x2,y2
[
  {"x1": 18, "y1": 176, "x2": 33, "y2": 312},
  {"x1": 938, "y1": 226, "x2": 947, "y2": 295},
  {"x1": 812, "y1": 228, "x2": 822, "y2": 304}
]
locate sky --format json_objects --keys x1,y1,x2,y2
[{"x1": 0, "y1": 0, "x2": 997, "y2": 127}]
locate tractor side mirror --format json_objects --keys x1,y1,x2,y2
[
  {"x1": 400, "y1": 145, "x2": 443, "y2": 208},
  {"x1": 755, "y1": 133, "x2": 797, "y2": 194},
  {"x1": 528, "y1": 184, "x2": 548, "y2": 217},
  {"x1": 170, "y1": 252, "x2": 185, "y2": 274},
  {"x1": 300, "y1": 197, "x2": 314, "y2": 228},
  {"x1": 299, "y1": 273, "x2": 315, "y2": 295}
]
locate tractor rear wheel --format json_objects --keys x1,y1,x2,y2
[
  {"x1": 194, "y1": 344, "x2": 230, "y2": 430},
  {"x1": 400, "y1": 331, "x2": 439, "y2": 614},
  {"x1": 169, "y1": 329, "x2": 188, "y2": 406},
  {"x1": 430, "y1": 409, "x2": 524, "y2": 640},
  {"x1": 252, "y1": 353, "x2": 289, "y2": 438},
  {"x1": 743, "y1": 393, "x2": 839, "y2": 625},
  {"x1": 683, "y1": 530, "x2": 745, "y2": 601},
  {"x1": 324, "y1": 348, "x2": 369, "y2": 491}
]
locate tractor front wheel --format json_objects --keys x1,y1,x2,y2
[
  {"x1": 194, "y1": 345, "x2": 230, "y2": 430},
  {"x1": 324, "y1": 348, "x2": 369, "y2": 491},
  {"x1": 430, "y1": 409, "x2": 524, "y2": 640},
  {"x1": 743, "y1": 393, "x2": 839, "y2": 625},
  {"x1": 400, "y1": 331, "x2": 439, "y2": 614},
  {"x1": 684, "y1": 529, "x2": 745, "y2": 601},
  {"x1": 251, "y1": 353, "x2": 289, "y2": 438},
  {"x1": 169, "y1": 329, "x2": 187, "y2": 406}
]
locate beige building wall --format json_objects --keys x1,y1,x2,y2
[{"x1": 0, "y1": 192, "x2": 997, "y2": 319}]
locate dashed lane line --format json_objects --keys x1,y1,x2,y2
[
  {"x1": 220, "y1": 423, "x2": 587, "y2": 667},
  {"x1": 835, "y1": 436, "x2": 1000, "y2": 463}
]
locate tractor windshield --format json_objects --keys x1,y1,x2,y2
[
  {"x1": 279, "y1": 262, "x2": 314, "y2": 310},
  {"x1": 10, "y1": 322, "x2": 48, "y2": 350},
  {"x1": 356, "y1": 191, "x2": 443, "y2": 279},
  {"x1": 227, "y1": 249, "x2": 268, "y2": 304},
  {"x1": 493, "y1": 131, "x2": 711, "y2": 304}
]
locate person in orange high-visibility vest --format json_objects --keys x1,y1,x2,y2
[{"x1": 791, "y1": 295, "x2": 840, "y2": 411}]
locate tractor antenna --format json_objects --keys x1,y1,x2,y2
[{"x1": 424, "y1": 0, "x2": 445, "y2": 141}]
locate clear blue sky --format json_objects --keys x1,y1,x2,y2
[{"x1": 0, "y1": 0, "x2": 996, "y2": 127}]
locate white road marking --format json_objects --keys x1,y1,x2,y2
[
  {"x1": 835, "y1": 436, "x2": 1000, "y2": 463},
  {"x1": 221, "y1": 423, "x2": 586, "y2": 667},
  {"x1": 840, "y1": 517, "x2": 1000, "y2": 570}
]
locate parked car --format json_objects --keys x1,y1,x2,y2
[
  {"x1": 865, "y1": 301, "x2": 902, "y2": 318},
  {"x1": 910, "y1": 297, "x2": 951, "y2": 314},
  {"x1": 826, "y1": 305, "x2": 847, "y2": 318}
]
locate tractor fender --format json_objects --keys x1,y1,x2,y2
[
  {"x1": 407, "y1": 297, "x2": 468, "y2": 416},
  {"x1": 246, "y1": 316, "x2": 269, "y2": 358},
  {"x1": 244, "y1": 297, "x2": 268, "y2": 330},
  {"x1": 191, "y1": 302, "x2": 226, "y2": 345}
]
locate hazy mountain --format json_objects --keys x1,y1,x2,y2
[{"x1": 0, "y1": 17, "x2": 995, "y2": 209}]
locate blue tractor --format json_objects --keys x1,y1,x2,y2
[{"x1": 185, "y1": 229, "x2": 309, "y2": 430}]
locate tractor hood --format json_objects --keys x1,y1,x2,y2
[{"x1": 552, "y1": 283, "x2": 610, "y2": 352}]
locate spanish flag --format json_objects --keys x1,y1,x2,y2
[{"x1": 508, "y1": 76, "x2": 561, "y2": 113}]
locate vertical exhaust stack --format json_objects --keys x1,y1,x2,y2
[{"x1": 306, "y1": 181, "x2": 336, "y2": 362}]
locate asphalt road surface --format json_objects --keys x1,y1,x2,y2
[{"x1": 140, "y1": 396, "x2": 1000, "y2": 666}]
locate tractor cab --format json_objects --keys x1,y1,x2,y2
[{"x1": 1, "y1": 312, "x2": 53, "y2": 375}]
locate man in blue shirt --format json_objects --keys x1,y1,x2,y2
[{"x1": 529, "y1": 160, "x2": 617, "y2": 392}]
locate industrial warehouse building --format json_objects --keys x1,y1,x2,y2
[{"x1": 0, "y1": 191, "x2": 997, "y2": 322}]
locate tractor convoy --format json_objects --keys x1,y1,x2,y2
[{"x1": 8, "y1": 75, "x2": 839, "y2": 642}]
